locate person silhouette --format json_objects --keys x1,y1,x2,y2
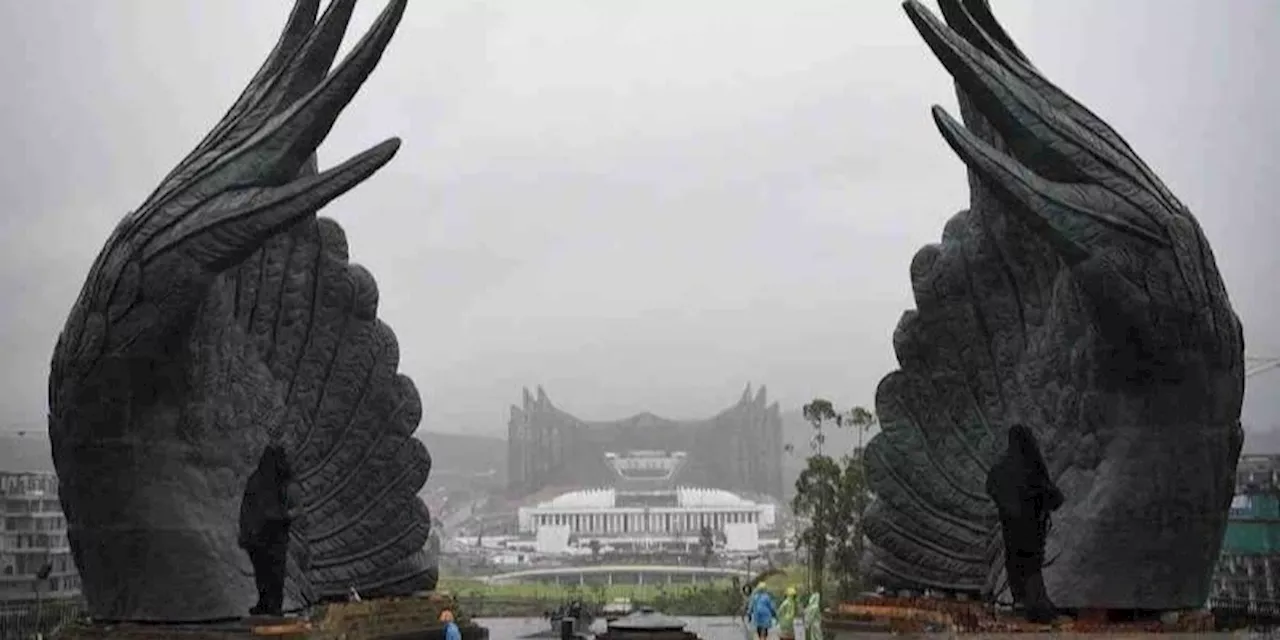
[
  {"x1": 238, "y1": 444, "x2": 302, "y2": 616},
  {"x1": 440, "y1": 609, "x2": 461, "y2": 640},
  {"x1": 985, "y1": 424, "x2": 1064, "y2": 623}
]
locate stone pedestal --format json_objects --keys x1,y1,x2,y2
[{"x1": 53, "y1": 594, "x2": 490, "y2": 640}]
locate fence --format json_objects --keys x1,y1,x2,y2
[
  {"x1": 0, "y1": 599, "x2": 85, "y2": 640},
  {"x1": 1209, "y1": 596, "x2": 1280, "y2": 631}
]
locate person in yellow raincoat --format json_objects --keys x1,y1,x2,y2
[
  {"x1": 776, "y1": 586, "x2": 798, "y2": 639},
  {"x1": 802, "y1": 592, "x2": 822, "y2": 640}
]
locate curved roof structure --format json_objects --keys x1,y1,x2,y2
[
  {"x1": 541, "y1": 488, "x2": 615, "y2": 509},
  {"x1": 484, "y1": 565, "x2": 754, "y2": 585},
  {"x1": 534, "y1": 486, "x2": 759, "y2": 510},
  {"x1": 677, "y1": 487, "x2": 754, "y2": 508}
]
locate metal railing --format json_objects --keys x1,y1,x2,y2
[
  {"x1": 1209, "y1": 596, "x2": 1280, "y2": 631},
  {"x1": 1211, "y1": 596, "x2": 1280, "y2": 612},
  {"x1": 0, "y1": 599, "x2": 85, "y2": 640}
]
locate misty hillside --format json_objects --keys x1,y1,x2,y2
[
  {"x1": 7, "y1": 422, "x2": 1279, "y2": 496},
  {"x1": 779, "y1": 408, "x2": 880, "y2": 499},
  {"x1": 0, "y1": 433, "x2": 53, "y2": 472},
  {"x1": 779, "y1": 408, "x2": 877, "y2": 456},
  {"x1": 1243, "y1": 427, "x2": 1280, "y2": 455},
  {"x1": 0, "y1": 431, "x2": 507, "y2": 482},
  {"x1": 417, "y1": 410, "x2": 875, "y2": 499},
  {"x1": 418, "y1": 430, "x2": 506, "y2": 487}
]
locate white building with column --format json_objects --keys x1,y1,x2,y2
[{"x1": 517, "y1": 486, "x2": 775, "y2": 553}]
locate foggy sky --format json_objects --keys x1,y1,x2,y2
[{"x1": 0, "y1": 1, "x2": 1276, "y2": 437}]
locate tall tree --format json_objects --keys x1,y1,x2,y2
[
  {"x1": 847, "y1": 406, "x2": 876, "y2": 455},
  {"x1": 793, "y1": 398, "x2": 841, "y2": 595},
  {"x1": 792, "y1": 398, "x2": 876, "y2": 599},
  {"x1": 837, "y1": 406, "x2": 877, "y2": 598},
  {"x1": 802, "y1": 398, "x2": 840, "y2": 456},
  {"x1": 793, "y1": 453, "x2": 841, "y2": 595}
]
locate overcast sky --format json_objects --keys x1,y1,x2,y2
[{"x1": 0, "y1": 0, "x2": 1276, "y2": 437}]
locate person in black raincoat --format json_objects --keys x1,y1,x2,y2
[
  {"x1": 985, "y1": 424, "x2": 1064, "y2": 623},
  {"x1": 238, "y1": 444, "x2": 303, "y2": 616}
]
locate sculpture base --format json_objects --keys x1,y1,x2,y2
[
  {"x1": 824, "y1": 597, "x2": 1218, "y2": 634},
  {"x1": 54, "y1": 595, "x2": 489, "y2": 640}
]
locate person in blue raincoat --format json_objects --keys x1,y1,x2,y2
[
  {"x1": 744, "y1": 583, "x2": 762, "y2": 617},
  {"x1": 748, "y1": 584, "x2": 777, "y2": 639},
  {"x1": 743, "y1": 583, "x2": 765, "y2": 629},
  {"x1": 440, "y1": 609, "x2": 461, "y2": 640}
]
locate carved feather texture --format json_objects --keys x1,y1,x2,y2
[
  {"x1": 229, "y1": 216, "x2": 436, "y2": 599},
  {"x1": 862, "y1": 0, "x2": 1243, "y2": 609},
  {"x1": 47, "y1": 0, "x2": 433, "y2": 621}
]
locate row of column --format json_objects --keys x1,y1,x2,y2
[{"x1": 534, "y1": 509, "x2": 758, "y2": 534}]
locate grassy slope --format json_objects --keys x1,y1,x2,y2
[{"x1": 436, "y1": 565, "x2": 812, "y2": 616}]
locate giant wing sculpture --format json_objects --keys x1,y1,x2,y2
[
  {"x1": 47, "y1": 0, "x2": 436, "y2": 621},
  {"x1": 860, "y1": 0, "x2": 1244, "y2": 610}
]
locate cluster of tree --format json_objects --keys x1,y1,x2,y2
[{"x1": 786, "y1": 398, "x2": 876, "y2": 600}]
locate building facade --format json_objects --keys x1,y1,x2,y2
[
  {"x1": 517, "y1": 486, "x2": 776, "y2": 537},
  {"x1": 0, "y1": 472, "x2": 80, "y2": 602},
  {"x1": 1211, "y1": 454, "x2": 1280, "y2": 611},
  {"x1": 512, "y1": 448, "x2": 779, "y2": 555},
  {"x1": 507, "y1": 384, "x2": 784, "y2": 500}
]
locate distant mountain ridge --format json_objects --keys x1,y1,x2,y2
[
  {"x1": 0, "y1": 433, "x2": 52, "y2": 472},
  {"x1": 1243, "y1": 427, "x2": 1280, "y2": 456},
  {"x1": 0, "y1": 414, "x2": 856, "y2": 475},
  {"x1": 7, "y1": 422, "x2": 1280, "y2": 489},
  {"x1": 419, "y1": 431, "x2": 506, "y2": 480},
  {"x1": 415, "y1": 409, "x2": 874, "y2": 500}
]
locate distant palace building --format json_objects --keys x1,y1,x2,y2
[
  {"x1": 0, "y1": 471, "x2": 81, "y2": 602},
  {"x1": 507, "y1": 384, "x2": 784, "y2": 500},
  {"x1": 515, "y1": 450, "x2": 778, "y2": 554},
  {"x1": 518, "y1": 486, "x2": 775, "y2": 537}
]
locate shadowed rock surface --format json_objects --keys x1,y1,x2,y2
[
  {"x1": 986, "y1": 425, "x2": 1062, "y2": 620},
  {"x1": 861, "y1": 0, "x2": 1244, "y2": 610},
  {"x1": 46, "y1": 0, "x2": 436, "y2": 621}
]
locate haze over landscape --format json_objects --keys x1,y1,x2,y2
[{"x1": 0, "y1": 0, "x2": 1277, "y2": 448}]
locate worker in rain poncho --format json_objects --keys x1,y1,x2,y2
[
  {"x1": 802, "y1": 592, "x2": 823, "y2": 640},
  {"x1": 440, "y1": 609, "x2": 461, "y2": 640},
  {"x1": 747, "y1": 583, "x2": 777, "y2": 639},
  {"x1": 744, "y1": 583, "x2": 768, "y2": 623},
  {"x1": 776, "y1": 586, "x2": 798, "y2": 639}
]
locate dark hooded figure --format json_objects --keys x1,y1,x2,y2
[
  {"x1": 238, "y1": 444, "x2": 302, "y2": 616},
  {"x1": 985, "y1": 424, "x2": 1063, "y2": 623}
]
